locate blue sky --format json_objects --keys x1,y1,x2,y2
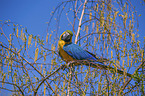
[
  {"x1": 0, "y1": 0, "x2": 144, "y2": 46},
  {"x1": 132, "y1": 0, "x2": 145, "y2": 44},
  {"x1": 0, "y1": 0, "x2": 145, "y2": 95},
  {"x1": 0, "y1": 0, "x2": 56, "y2": 35}
]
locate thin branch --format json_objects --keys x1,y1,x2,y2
[
  {"x1": 67, "y1": 60, "x2": 132, "y2": 77},
  {"x1": 0, "y1": 81, "x2": 24, "y2": 96},
  {"x1": 75, "y1": 0, "x2": 87, "y2": 44},
  {"x1": 118, "y1": 61, "x2": 145, "y2": 95},
  {"x1": 67, "y1": 65, "x2": 73, "y2": 96},
  {"x1": 0, "y1": 27, "x2": 9, "y2": 41},
  {"x1": 123, "y1": 84, "x2": 138, "y2": 95},
  {"x1": 0, "y1": 43, "x2": 55, "y2": 94},
  {"x1": 20, "y1": 56, "x2": 35, "y2": 92},
  {"x1": 34, "y1": 64, "x2": 66, "y2": 96},
  {"x1": 0, "y1": 87, "x2": 19, "y2": 92}
]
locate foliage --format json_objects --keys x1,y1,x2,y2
[{"x1": 0, "y1": 0, "x2": 144, "y2": 95}]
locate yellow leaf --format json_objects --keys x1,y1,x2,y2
[
  {"x1": 16, "y1": 27, "x2": 18, "y2": 38},
  {"x1": 119, "y1": 31, "x2": 122, "y2": 44},
  {"x1": 100, "y1": 16, "x2": 104, "y2": 27},
  {"x1": 137, "y1": 40, "x2": 140, "y2": 52},
  {"x1": 132, "y1": 33, "x2": 135, "y2": 42},
  {"x1": 46, "y1": 33, "x2": 49, "y2": 43},
  {"x1": 103, "y1": 39, "x2": 105, "y2": 49},
  {"x1": 51, "y1": 44, "x2": 55, "y2": 51},
  {"x1": 132, "y1": 13, "x2": 134, "y2": 23},
  {"x1": 127, "y1": 53, "x2": 129, "y2": 66},
  {"x1": 24, "y1": 34, "x2": 27, "y2": 42},
  {"x1": 129, "y1": 20, "x2": 131, "y2": 32},
  {"x1": 100, "y1": 10, "x2": 104, "y2": 27},
  {"x1": 14, "y1": 74, "x2": 16, "y2": 84},
  {"x1": 49, "y1": 34, "x2": 52, "y2": 42},
  {"x1": 34, "y1": 48, "x2": 39, "y2": 62},
  {"x1": 89, "y1": 12, "x2": 92, "y2": 20},
  {"x1": 92, "y1": 22, "x2": 94, "y2": 29},
  {"x1": 96, "y1": 4, "x2": 98, "y2": 12},
  {"x1": 41, "y1": 64, "x2": 43, "y2": 72},
  {"x1": 2, "y1": 73, "x2": 6, "y2": 87},
  {"x1": 44, "y1": 83, "x2": 46, "y2": 96},
  {"x1": 21, "y1": 28, "x2": 23, "y2": 37},
  {"x1": 111, "y1": 50, "x2": 113, "y2": 59},
  {"x1": 35, "y1": 39, "x2": 37, "y2": 47},
  {"x1": 124, "y1": 68, "x2": 127, "y2": 83},
  {"x1": 98, "y1": 33, "x2": 100, "y2": 41},
  {"x1": 116, "y1": 11, "x2": 119, "y2": 16},
  {"x1": 114, "y1": 11, "x2": 119, "y2": 19},
  {"x1": 124, "y1": 31, "x2": 126, "y2": 40},
  {"x1": 35, "y1": 77, "x2": 38, "y2": 87},
  {"x1": 9, "y1": 34, "x2": 12, "y2": 46},
  {"x1": 114, "y1": 38, "x2": 116, "y2": 45},
  {"x1": 44, "y1": 53, "x2": 46, "y2": 61},
  {"x1": 102, "y1": 2, "x2": 104, "y2": 10},
  {"x1": 28, "y1": 35, "x2": 32, "y2": 48},
  {"x1": 96, "y1": 21, "x2": 99, "y2": 32},
  {"x1": 122, "y1": 59, "x2": 124, "y2": 68},
  {"x1": 124, "y1": 12, "x2": 127, "y2": 27},
  {"x1": 107, "y1": 46, "x2": 108, "y2": 55},
  {"x1": 123, "y1": 46, "x2": 126, "y2": 56},
  {"x1": 26, "y1": 79, "x2": 28, "y2": 84},
  {"x1": 141, "y1": 50, "x2": 144, "y2": 62}
]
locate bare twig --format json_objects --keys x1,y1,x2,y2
[
  {"x1": 67, "y1": 65, "x2": 73, "y2": 96},
  {"x1": 118, "y1": 61, "x2": 145, "y2": 95},
  {"x1": 123, "y1": 84, "x2": 138, "y2": 95},
  {"x1": 0, "y1": 43, "x2": 55, "y2": 95},
  {"x1": 0, "y1": 81, "x2": 24, "y2": 96},
  {"x1": 0, "y1": 27, "x2": 9, "y2": 41},
  {"x1": 34, "y1": 64, "x2": 66, "y2": 96}
]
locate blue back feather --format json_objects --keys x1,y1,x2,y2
[{"x1": 63, "y1": 43, "x2": 97, "y2": 60}]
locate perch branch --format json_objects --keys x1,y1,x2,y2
[{"x1": 67, "y1": 60, "x2": 132, "y2": 77}]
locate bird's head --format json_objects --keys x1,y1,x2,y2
[{"x1": 60, "y1": 30, "x2": 73, "y2": 42}]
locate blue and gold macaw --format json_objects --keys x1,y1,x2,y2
[
  {"x1": 58, "y1": 30, "x2": 132, "y2": 77},
  {"x1": 58, "y1": 30, "x2": 105, "y2": 64},
  {"x1": 58, "y1": 30, "x2": 131, "y2": 77}
]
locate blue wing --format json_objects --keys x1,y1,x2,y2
[{"x1": 63, "y1": 43, "x2": 97, "y2": 61}]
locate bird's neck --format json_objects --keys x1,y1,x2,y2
[{"x1": 58, "y1": 40, "x2": 71, "y2": 49}]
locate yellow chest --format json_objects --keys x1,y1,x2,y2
[{"x1": 58, "y1": 40, "x2": 74, "y2": 63}]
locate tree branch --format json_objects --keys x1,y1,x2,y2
[
  {"x1": 67, "y1": 60, "x2": 132, "y2": 77},
  {"x1": 0, "y1": 81, "x2": 24, "y2": 96},
  {"x1": 34, "y1": 64, "x2": 66, "y2": 96},
  {"x1": 67, "y1": 65, "x2": 73, "y2": 96},
  {"x1": 75, "y1": 0, "x2": 87, "y2": 44},
  {"x1": 118, "y1": 61, "x2": 145, "y2": 95},
  {"x1": 0, "y1": 43, "x2": 55, "y2": 94}
]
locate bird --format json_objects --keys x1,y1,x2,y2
[
  {"x1": 58, "y1": 30, "x2": 108, "y2": 65},
  {"x1": 58, "y1": 30, "x2": 132, "y2": 77}
]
